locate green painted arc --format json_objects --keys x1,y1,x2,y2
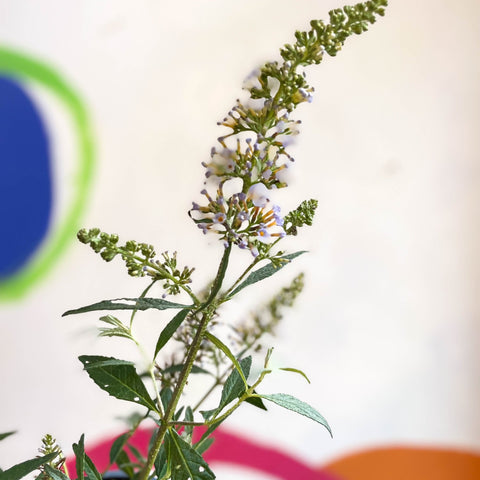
[{"x1": 0, "y1": 46, "x2": 95, "y2": 300}]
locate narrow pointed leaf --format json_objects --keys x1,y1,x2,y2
[
  {"x1": 219, "y1": 356, "x2": 251, "y2": 409},
  {"x1": 229, "y1": 251, "x2": 307, "y2": 297},
  {"x1": 184, "y1": 406, "x2": 194, "y2": 439},
  {"x1": 0, "y1": 431, "x2": 16, "y2": 442},
  {"x1": 154, "y1": 309, "x2": 190, "y2": 358},
  {"x1": 154, "y1": 443, "x2": 168, "y2": 479},
  {"x1": 63, "y1": 297, "x2": 190, "y2": 316},
  {"x1": 165, "y1": 429, "x2": 215, "y2": 480},
  {"x1": 0, "y1": 453, "x2": 57, "y2": 480},
  {"x1": 204, "y1": 332, "x2": 248, "y2": 388},
  {"x1": 205, "y1": 243, "x2": 231, "y2": 304},
  {"x1": 116, "y1": 450, "x2": 134, "y2": 478},
  {"x1": 84, "y1": 454, "x2": 102, "y2": 480},
  {"x1": 127, "y1": 444, "x2": 145, "y2": 462},
  {"x1": 162, "y1": 364, "x2": 211, "y2": 376},
  {"x1": 201, "y1": 357, "x2": 252, "y2": 420},
  {"x1": 44, "y1": 465, "x2": 70, "y2": 480},
  {"x1": 72, "y1": 434, "x2": 85, "y2": 480},
  {"x1": 194, "y1": 437, "x2": 214, "y2": 455},
  {"x1": 245, "y1": 393, "x2": 268, "y2": 410},
  {"x1": 279, "y1": 367, "x2": 311, "y2": 383},
  {"x1": 110, "y1": 432, "x2": 130, "y2": 465},
  {"x1": 197, "y1": 418, "x2": 224, "y2": 447},
  {"x1": 259, "y1": 393, "x2": 332, "y2": 436},
  {"x1": 79, "y1": 355, "x2": 158, "y2": 412},
  {"x1": 160, "y1": 388, "x2": 173, "y2": 411}
]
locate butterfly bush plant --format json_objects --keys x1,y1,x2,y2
[{"x1": 0, "y1": 2, "x2": 387, "y2": 479}]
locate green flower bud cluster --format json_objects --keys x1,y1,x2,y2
[
  {"x1": 77, "y1": 229, "x2": 194, "y2": 296},
  {"x1": 77, "y1": 228, "x2": 156, "y2": 277},
  {"x1": 284, "y1": 199, "x2": 319, "y2": 236},
  {"x1": 36, "y1": 434, "x2": 65, "y2": 480},
  {"x1": 157, "y1": 251, "x2": 195, "y2": 296}
]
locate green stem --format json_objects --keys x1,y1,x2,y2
[
  {"x1": 224, "y1": 258, "x2": 259, "y2": 299},
  {"x1": 130, "y1": 279, "x2": 157, "y2": 329},
  {"x1": 167, "y1": 420, "x2": 205, "y2": 427},
  {"x1": 137, "y1": 245, "x2": 232, "y2": 480},
  {"x1": 127, "y1": 251, "x2": 200, "y2": 305},
  {"x1": 192, "y1": 323, "x2": 268, "y2": 412}
]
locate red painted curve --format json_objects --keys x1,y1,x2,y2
[{"x1": 66, "y1": 426, "x2": 340, "y2": 480}]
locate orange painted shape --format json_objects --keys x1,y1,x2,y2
[{"x1": 321, "y1": 446, "x2": 480, "y2": 480}]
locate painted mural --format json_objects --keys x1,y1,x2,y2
[
  {"x1": 1, "y1": 1, "x2": 480, "y2": 478},
  {"x1": 0, "y1": 47, "x2": 94, "y2": 300}
]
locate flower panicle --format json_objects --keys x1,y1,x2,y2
[{"x1": 190, "y1": 182, "x2": 286, "y2": 257}]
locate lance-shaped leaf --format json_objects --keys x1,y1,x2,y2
[
  {"x1": 154, "y1": 309, "x2": 191, "y2": 358},
  {"x1": 79, "y1": 355, "x2": 158, "y2": 412},
  {"x1": 0, "y1": 453, "x2": 57, "y2": 480},
  {"x1": 194, "y1": 437, "x2": 215, "y2": 455},
  {"x1": 244, "y1": 392, "x2": 268, "y2": 411},
  {"x1": 205, "y1": 243, "x2": 231, "y2": 304},
  {"x1": 165, "y1": 429, "x2": 215, "y2": 480},
  {"x1": 84, "y1": 455, "x2": 102, "y2": 480},
  {"x1": 228, "y1": 251, "x2": 306, "y2": 298},
  {"x1": 204, "y1": 332, "x2": 248, "y2": 389},
  {"x1": 161, "y1": 364, "x2": 210, "y2": 376},
  {"x1": 109, "y1": 431, "x2": 130, "y2": 465},
  {"x1": 72, "y1": 434, "x2": 86, "y2": 480},
  {"x1": 154, "y1": 442, "x2": 168, "y2": 479},
  {"x1": 201, "y1": 357, "x2": 252, "y2": 420},
  {"x1": 63, "y1": 297, "x2": 190, "y2": 316},
  {"x1": 258, "y1": 393, "x2": 332, "y2": 437},
  {"x1": 279, "y1": 367, "x2": 311, "y2": 383},
  {"x1": 0, "y1": 431, "x2": 16, "y2": 442},
  {"x1": 44, "y1": 465, "x2": 70, "y2": 480}
]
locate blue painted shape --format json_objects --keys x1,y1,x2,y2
[{"x1": 0, "y1": 75, "x2": 52, "y2": 278}]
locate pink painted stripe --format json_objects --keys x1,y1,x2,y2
[{"x1": 66, "y1": 427, "x2": 340, "y2": 480}]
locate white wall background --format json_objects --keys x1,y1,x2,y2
[{"x1": 1, "y1": 0, "x2": 479, "y2": 476}]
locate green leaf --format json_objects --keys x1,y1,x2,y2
[
  {"x1": 245, "y1": 392, "x2": 268, "y2": 411},
  {"x1": 201, "y1": 357, "x2": 252, "y2": 421},
  {"x1": 279, "y1": 367, "x2": 311, "y2": 383},
  {"x1": 184, "y1": 406, "x2": 194, "y2": 440},
  {"x1": 116, "y1": 450, "x2": 134, "y2": 478},
  {"x1": 204, "y1": 332, "x2": 248, "y2": 389},
  {"x1": 72, "y1": 434, "x2": 85, "y2": 480},
  {"x1": 228, "y1": 251, "x2": 307, "y2": 297},
  {"x1": 154, "y1": 309, "x2": 190, "y2": 358},
  {"x1": 0, "y1": 431, "x2": 16, "y2": 442},
  {"x1": 205, "y1": 243, "x2": 231, "y2": 304},
  {"x1": 0, "y1": 453, "x2": 57, "y2": 480},
  {"x1": 258, "y1": 393, "x2": 332, "y2": 436},
  {"x1": 194, "y1": 437, "x2": 214, "y2": 455},
  {"x1": 160, "y1": 388, "x2": 173, "y2": 411},
  {"x1": 79, "y1": 355, "x2": 158, "y2": 412},
  {"x1": 127, "y1": 444, "x2": 145, "y2": 463},
  {"x1": 84, "y1": 454, "x2": 102, "y2": 480},
  {"x1": 165, "y1": 429, "x2": 215, "y2": 480},
  {"x1": 218, "y1": 356, "x2": 251, "y2": 409},
  {"x1": 154, "y1": 443, "x2": 168, "y2": 479},
  {"x1": 110, "y1": 432, "x2": 130, "y2": 465},
  {"x1": 63, "y1": 297, "x2": 190, "y2": 316},
  {"x1": 162, "y1": 364, "x2": 211, "y2": 376},
  {"x1": 44, "y1": 465, "x2": 70, "y2": 480},
  {"x1": 196, "y1": 419, "x2": 223, "y2": 448}
]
